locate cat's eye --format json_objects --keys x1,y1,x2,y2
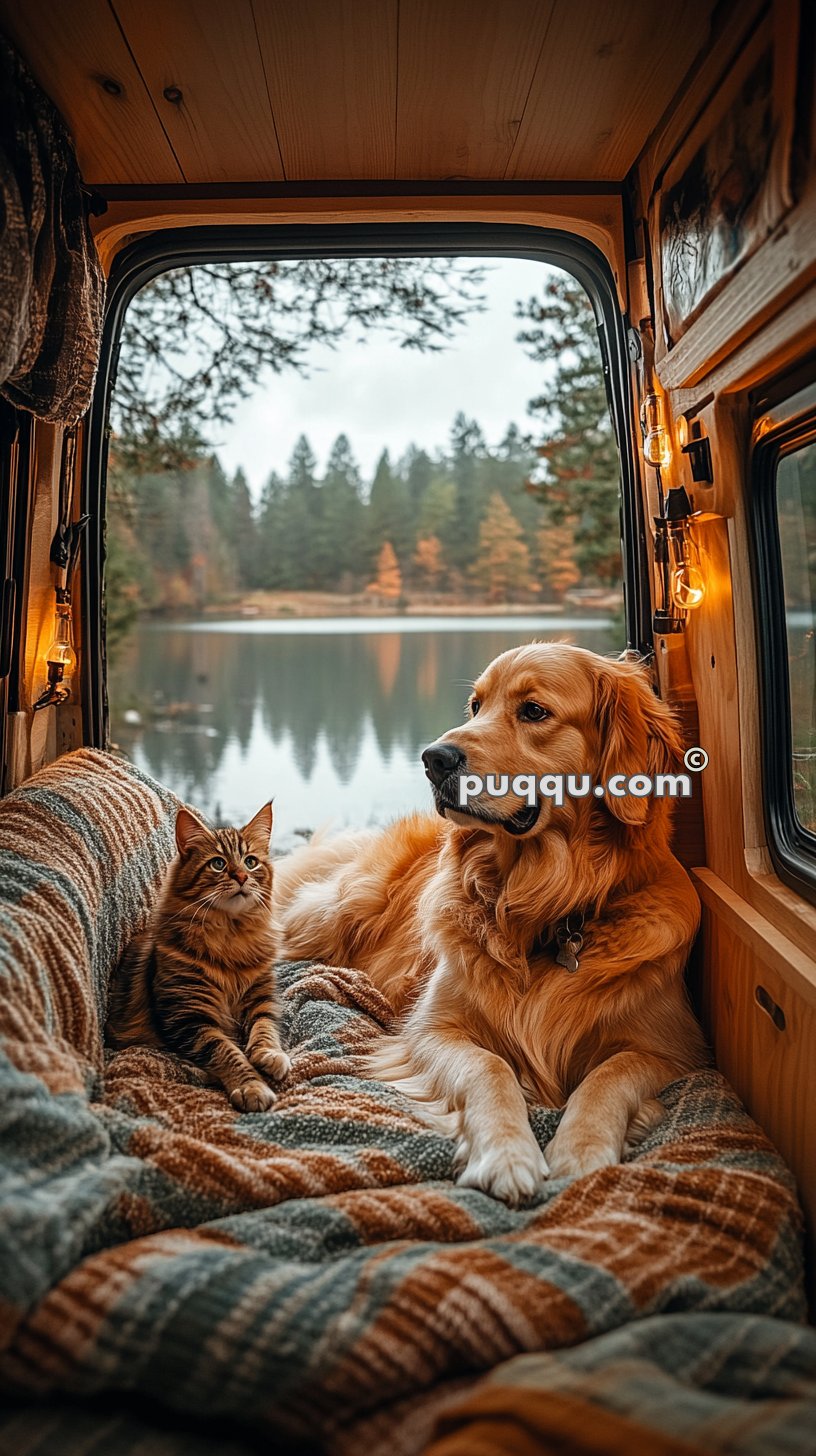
[
  {"x1": 470, "y1": 698, "x2": 481, "y2": 716},
  {"x1": 208, "y1": 856, "x2": 227, "y2": 872},
  {"x1": 244, "y1": 855, "x2": 260, "y2": 869},
  {"x1": 519, "y1": 701, "x2": 550, "y2": 722}
]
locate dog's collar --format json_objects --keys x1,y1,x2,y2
[{"x1": 531, "y1": 906, "x2": 594, "y2": 972}]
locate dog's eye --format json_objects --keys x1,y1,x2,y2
[
  {"x1": 470, "y1": 698, "x2": 481, "y2": 716},
  {"x1": 244, "y1": 855, "x2": 259, "y2": 870},
  {"x1": 519, "y1": 702, "x2": 550, "y2": 722},
  {"x1": 209, "y1": 856, "x2": 227, "y2": 872}
]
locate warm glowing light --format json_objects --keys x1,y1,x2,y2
[
  {"x1": 45, "y1": 601, "x2": 77, "y2": 683},
  {"x1": 668, "y1": 527, "x2": 706, "y2": 611},
  {"x1": 641, "y1": 392, "x2": 672, "y2": 469},
  {"x1": 670, "y1": 564, "x2": 706, "y2": 610},
  {"x1": 677, "y1": 414, "x2": 689, "y2": 450}
]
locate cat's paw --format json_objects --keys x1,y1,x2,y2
[
  {"x1": 230, "y1": 1079, "x2": 277, "y2": 1113},
  {"x1": 252, "y1": 1048, "x2": 292, "y2": 1082}
]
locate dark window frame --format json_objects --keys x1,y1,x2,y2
[
  {"x1": 752, "y1": 373, "x2": 816, "y2": 907},
  {"x1": 81, "y1": 221, "x2": 651, "y2": 746},
  {"x1": 0, "y1": 403, "x2": 31, "y2": 795}
]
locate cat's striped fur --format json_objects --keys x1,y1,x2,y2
[{"x1": 107, "y1": 802, "x2": 289, "y2": 1111}]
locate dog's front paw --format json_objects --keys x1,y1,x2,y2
[
  {"x1": 545, "y1": 1130, "x2": 619, "y2": 1179},
  {"x1": 455, "y1": 1136, "x2": 549, "y2": 1206},
  {"x1": 230, "y1": 1079, "x2": 277, "y2": 1112},
  {"x1": 251, "y1": 1048, "x2": 292, "y2": 1082},
  {"x1": 623, "y1": 1097, "x2": 665, "y2": 1156}
]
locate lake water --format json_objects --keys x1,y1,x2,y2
[{"x1": 109, "y1": 616, "x2": 621, "y2": 851}]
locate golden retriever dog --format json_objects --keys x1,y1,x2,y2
[{"x1": 274, "y1": 643, "x2": 708, "y2": 1205}]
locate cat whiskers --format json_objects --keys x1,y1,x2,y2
[
  {"x1": 166, "y1": 893, "x2": 217, "y2": 926},
  {"x1": 192, "y1": 890, "x2": 224, "y2": 926},
  {"x1": 179, "y1": 889, "x2": 223, "y2": 927}
]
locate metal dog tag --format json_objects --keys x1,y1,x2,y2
[{"x1": 555, "y1": 927, "x2": 583, "y2": 973}]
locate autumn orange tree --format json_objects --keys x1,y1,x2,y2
[
  {"x1": 472, "y1": 494, "x2": 535, "y2": 603},
  {"x1": 536, "y1": 522, "x2": 580, "y2": 601},
  {"x1": 413, "y1": 535, "x2": 445, "y2": 589},
  {"x1": 366, "y1": 541, "x2": 403, "y2": 602}
]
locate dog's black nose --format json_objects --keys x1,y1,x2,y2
[{"x1": 422, "y1": 742, "x2": 466, "y2": 784}]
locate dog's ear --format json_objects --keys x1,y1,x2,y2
[{"x1": 595, "y1": 664, "x2": 683, "y2": 826}]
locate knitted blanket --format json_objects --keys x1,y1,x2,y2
[{"x1": 0, "y1": 750, "x2": 808, "y2": 1455}]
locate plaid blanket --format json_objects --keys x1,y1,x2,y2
[
  {"x1": 424, "y1": 1312, "x2": 816, "y2": 1456},
  {"x1": 0, "y1": 749, "x2": 809, "y2": 1455}
]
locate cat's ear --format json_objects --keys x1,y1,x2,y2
[
  {"x1": 242, "y1": 801, "x2": 274, "y2": 851},
  {"x1": 175, "y1": 807, "x2": 212, "y2": 855}
]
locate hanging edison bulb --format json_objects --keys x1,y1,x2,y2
[
  {"x1": 44, "y1": 596, "x2": 77, "y2": 689},
  {"x1": 668, "y1": 525, "x2": 706, "y2": 611},
  {"x1": 641, "y1": 392, "x2": 672, "y2": 470}
]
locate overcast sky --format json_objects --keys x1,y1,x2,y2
[{"x1": 212, "y1": 257, "x2": 560, "y2": 500}]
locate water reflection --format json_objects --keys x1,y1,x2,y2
[{"x1": 110, "y1": 618, "x2": 620, "y2": 849}]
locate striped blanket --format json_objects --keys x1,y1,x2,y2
[{"x1": 0, "y1": 749, "x2": 810, "y2": 1455}]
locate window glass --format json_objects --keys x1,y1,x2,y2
[
  {"x1": 104, "y1": 256, "x2": 625, "y2": 847},
  {"x1": 777, "y1": 440, "x2": 816, "y2": 833}
]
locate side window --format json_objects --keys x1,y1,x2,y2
[
  {"x1": 777, "y1": 442, "x2": 816, "y2": 835},
  {"x1": 754, "y1": 388, "x2": 816, "y2": 903}
]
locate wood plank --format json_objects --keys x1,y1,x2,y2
[
  {"x1": 683, "y1": 514, "x2": 748, "y2": 889},
  {"x1": 395, "y1": 0, "x2": 556, "y2": 180},
  {"x1": 693, "y1": 867, "x2": 816, "y2": 1011},
  {"x1": 111, "y1": 0, "x2": 284, "y2": 183},
  {"x1": 0, "y1": 0, "x2": 182, "y2": 185},
  {"x1": 89, "y1": 190, "x2": 628, "y2": 300},
  {"x1": 699, "y1": 905, "x2": 816, "y2": 1301},
  {"x1": 253, "y1": 0, "x2": 397, "y2": 180},
  {"x1": 507, "y1": 0, "x2": 715, "y2": 181}
]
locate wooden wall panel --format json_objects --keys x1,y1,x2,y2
[
  {"x1": 253, "y1": 0, "x2": 398, "y2": 180},
  {"x1": 684, "y1": 515, "x2": 747, "y2": 890},
  {"x1": 697, "y1": 892, "x2": 816, "y2": 1294},
  {"x1": 0, "y1": 0, "x2": 182, "y2": 185},
  {"x1": 507, "y1": 0, "x2": 714, "y2": 181},
  {"x1": 395, "y1": 0, "x2": 555, "y2": 180},
  {"x1": 112, "y1": 0, "x2": 284, "y2": 183}
]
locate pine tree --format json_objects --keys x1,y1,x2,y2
[
  {"x1": 472, "y1": 493, "x2": 534, "y2": 603},
  {"x1": 367, "y1": 449, "x2": 412, "y2": 567},
  {"x1": 516, "y1": 275, "x2": 622, "y2": 586},
  {"x1": 401, "y1": 444, "x2": 434, "y2": 505},
  {"x1": 366, "y1": 541, "x2": 402, "y2": 602},
  {"x1": 230, "y1": 468, "x2": 257, "y2": 588},
  {"x1": 418, "y1": 476, "x2": 456, "y2": 544},
  {"x1": 318, "y1": 434, "x2": 365, "y2": 588},
  {"x1": 280, "y1": 435, "x2": 319, "y2": 588},
  {"x1": 256, "y1": 470, "x2": 287, "y2": 589},
  {"x1": 449, "y1": 413, "x2": 489, "y2": 568}
]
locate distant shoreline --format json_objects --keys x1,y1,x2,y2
[{"x1": 183, "y1": 588, "x2": 624, "y2": 622}]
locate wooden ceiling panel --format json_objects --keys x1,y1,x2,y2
[
  {"x1": 396, "y1": 0, "x2": 557, "y2": 179},
  {"x1": 252, "y1": 1, "x2": 398, "y2": 180},
  {"x1": 506, "y1": 0, "x2": 715, "y2": 180},
  {"x1": 0, "y1": 0, "x2": 182, "y2": 185},
  {"x1": 112, "y1": 0, "x2": 284, "y2": 183},
  {"x1": 0, "y1": 0, "x2": 721, "y2": 186}
]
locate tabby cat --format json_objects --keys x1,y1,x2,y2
[{"x1": 107, "y1": 801, "x2": 290, "y2": 1111}]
